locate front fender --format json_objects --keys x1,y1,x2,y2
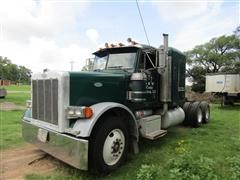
[{"x1": 72, "y1": 102, "x2": 139, "y2": 140}]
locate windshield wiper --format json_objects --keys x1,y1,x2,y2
[
  {"x1": 108, "y1": 66, "x2": 123, "y2": 69},
  {"x1": 93, "y1": 69, "x2": 101, "y2": 72}
]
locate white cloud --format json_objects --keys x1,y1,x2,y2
[
  {"x1": 0, "y1": 0, "x2": 91, "y2": 72},
  {"x1": 0, "y1": 0, "x2": 237, "y2": 73},
  {"x1": 154, "y1": 0, "x2": 222, "y2": 21},
  {"x1": 172, "y1": 13, "x2": 236, "y2": 51},
  {"x1": 154, "y1": 0, "x2": 238, "y2": 51},
  {"x1": 86, "y1": 29, "x2": 99, "y2": 44},
  {"x1": 0, "y1": 37, "x2": 92, "y2": 72},
  {"x1": 0, "y1": 0, "x2": 89, "y2": 43}
]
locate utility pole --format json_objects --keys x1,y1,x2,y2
[{"x1": 70, "y1": 61, "x2": 74, "y2": 71}]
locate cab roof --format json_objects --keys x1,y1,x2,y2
[
  {"x1": 93, "y1": 44, "x2": 156, "y2": 56},
  {"x1": 93, "y1": 43, "x2": 185, "y2": 57}
]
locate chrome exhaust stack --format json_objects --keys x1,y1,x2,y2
[{"x1": 158, "y1": 34, "x2": 172, "y2": 114}]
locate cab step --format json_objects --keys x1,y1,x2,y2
[{"x1": 144, "y1": 129, "x2": 167, "y2": 140}]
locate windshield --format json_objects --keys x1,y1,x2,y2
[
  {"x1": 93, "y1": 55, "x2": 107, "y2": 71},
  {"x1": 93, "y1": 52, "x2": 136, "y2": 72}
]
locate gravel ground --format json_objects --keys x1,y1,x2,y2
[{"x1": 0, "y1": 102, "x2": 26, "y2": 111}]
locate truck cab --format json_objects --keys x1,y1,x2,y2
[{"x1": 22, "y1": 34, "x2": 210, "y2": 173}]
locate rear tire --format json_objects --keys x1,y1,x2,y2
[
  {"x1": 89, "y1": 115, "x2": 129, "y2": 174},
  {"x1": 189, "y1": 101, "x2": 203, "y2": 128},
  {"x1": 199, "y1": 101, "x2": 210, "y2": 123},
  {"x1": 182, "y1": 101, "x2": 192, "y2": 125}
]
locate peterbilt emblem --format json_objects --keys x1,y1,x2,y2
[{"x1": 94, "y1": 82, "x2": 103, "y2": 87}]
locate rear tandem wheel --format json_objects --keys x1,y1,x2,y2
[{"x1": 183, "y1": 101, "x2": 210, "y2": 128}]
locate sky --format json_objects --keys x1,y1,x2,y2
[{"x1": 0, "y1": 0, "x2": 239, "y2": 73}]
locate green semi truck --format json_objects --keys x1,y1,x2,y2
[{"x1": 22, "y1": 34, "x2": 210, "y2": 173}]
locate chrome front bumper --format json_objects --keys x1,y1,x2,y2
[{"x1": 22, "y1": 120, "x2": 88, "y2": 170}]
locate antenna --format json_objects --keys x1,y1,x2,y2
[{"x1": 135, "y1": 0, "x2": 150, "y2": 46}]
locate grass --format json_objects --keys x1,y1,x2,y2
[
  {"x1": 0, "y1": 110, "x2": 26, "y2": 149},
  {"x1": 1, "y1": 85, "x2": 239, "y2": 179},
  {"x1": 2, "y1": 93, "x2": 31, "y2": 106},
  {"x1": 0, "y1": 85, "x2": 30, "y2": 149},
  {"x1": 25, "y1": 104, "x2": 240, "y2": 180},
  {"x1": 0, "y1": 85, "x2": 30, "y2": 106},
  {"x1": 2, "y1": 85, "x2": 30, "y2": 91}
]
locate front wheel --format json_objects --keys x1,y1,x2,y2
[{"x1": 89, "y1": 115, "x2": 129, "y2": 173}]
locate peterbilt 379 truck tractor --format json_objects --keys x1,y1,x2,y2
[{"x1": 22, "y1": 34, "x2": 210, "y2": 173}]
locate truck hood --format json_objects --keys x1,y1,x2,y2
[{"x1": 69, "y1": 71, "x2": 129, "y2": 106}]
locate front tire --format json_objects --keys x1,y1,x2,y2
[{"x1": 89, "y1": 115, "x2": 129, "y2": 174}]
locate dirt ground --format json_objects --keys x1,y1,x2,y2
[
  {"x1": 0, "y1": 102, "x2": 26, "y2": 111},
  {"x1": 186, "y1": 91, "x2": 219, "y2": 103},
  {"x1": 0, "y1": 145, "x2": 59, "y2": 180}
]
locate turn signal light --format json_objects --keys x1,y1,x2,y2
[{"x1": 84, "y1": 107, "x2": 93, "y2": 119}]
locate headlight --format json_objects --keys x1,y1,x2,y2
[
  {"x1": 75, "y1": 109, "x2": 82, "y2": 116},
  {"x1": 66, "y1": 106, "x2": 93, "y2": 119},
  {"x1": 68, "y1": 109, "x2": 75, "y2": 116}
]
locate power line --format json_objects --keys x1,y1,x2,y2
[{"x1": 135, "y1": 0, "x2": 150, "y2": 46}]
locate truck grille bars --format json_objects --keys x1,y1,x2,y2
[{"x1": 32, "y1": 79, "x2": 58, "y2": 125}]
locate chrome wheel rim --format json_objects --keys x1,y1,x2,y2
[
  {"x1": 197, "y1": 108, "x2": 203, "y2": 123},
  {"x1": 103, "y1": 129, "x2": 125, "y2": 166}
]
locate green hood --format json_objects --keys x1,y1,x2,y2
[{"x1": 69, "y1": 71, "x2": 129, "y2": 106}]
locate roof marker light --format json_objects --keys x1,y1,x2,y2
[
  {"x1": 127, "y1": 38, "x2": 138, "y2": 45},
  {"x1": 110, "y1": 44, "x2": 116, "y2": 48},
  {"x1": 105, "y1": 43, "x2": 109, "y2": 48},
  {"x1": 118, "y1": 43, "x2": 125, "y2": 46}
]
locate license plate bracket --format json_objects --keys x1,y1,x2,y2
[{"x1": 37, "y1": 128, "x2": 49, "y2": 142}]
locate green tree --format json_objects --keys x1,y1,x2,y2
[
  {"x1": 18, "y1": 66, "x2": 31, "y2": 83},
  {"x1": 0, "y1": 56, "x2": 32, "y2": 84},
  {"x1": 0, "y1": 56, "x2": 11, "y2": 80},
  {"x1": 186, "y1": 66, "x2": 207, "y2": 93},
  {"x1": 186, "y1": 33, "x2": 240, "y2": 92}
]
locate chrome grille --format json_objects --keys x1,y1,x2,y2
[{"x1": 32, "y1": 79, "x2": 58, "y2": 125}]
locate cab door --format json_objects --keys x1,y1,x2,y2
[{"x1": 137, "y1": 50, "x2": 159, "y2": 102}]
